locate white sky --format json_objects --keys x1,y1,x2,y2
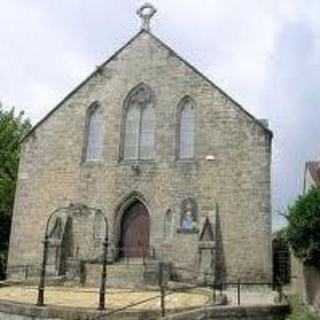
[{"x1": 1, "y1": 0, "x2": 320, "y2": 229}]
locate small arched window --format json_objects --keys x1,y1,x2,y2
[
  {"x1": 178, "y1": 97, "x2": 195, "y2": 159},
  {"x1": 123, "y1": 84, "x2": 155, "y2": 160},
  {"x1": 164, "y1": 209, "x2": 174, "y2": 240},
  {"x1": 85, "y1": 103, "x2": 104, "y2": 161}
]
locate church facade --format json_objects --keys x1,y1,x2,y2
[{"x1": 8, "y1": 5, "x2": 273, "y2": 283}]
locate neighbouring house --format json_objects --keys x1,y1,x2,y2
[
  {"x1": 304, "y1": 161, "x2": 320, "y2": 193},
  {"x1": 7, "y1": 4, "x2": 272, "y2": 285}
]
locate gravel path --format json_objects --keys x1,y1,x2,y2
[
  {"x1": 0, "y1": 286, "x2": 209, "y2": 310},
  {"x1": 0, "y1": 285, "x2": 277, "y2": 310}
]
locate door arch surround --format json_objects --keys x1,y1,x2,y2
[
  {"x1": 119, "y1": 200, "x2": 150, "y2": 257},
  {"x1": 113, "y1": 192, "x2": 151, "y2": 258}
]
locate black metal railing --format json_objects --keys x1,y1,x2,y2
[
  {"x1": 3, "y1": 262, "x2": 286, "y2": 318},
  {"x1": 5, "y1": 254, "x2": 286, "y2": 317}
]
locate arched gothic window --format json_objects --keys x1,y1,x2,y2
[
  {"x1": 85, "y1": 103, "x2": 104, "y2": 161},
  {"x1": 123, "y1": 84, "x2": 155, "y2": 160},
  {"x1": 178, "y1": 97, "x2": 195, "y2": 159}
]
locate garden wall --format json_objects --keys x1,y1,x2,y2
[
  {"x1": 0, "y1": 300, "x2": 289, "y2": 320},
  {"x1": 291, "y1": 256, "x2": 320, "y2": 313}
]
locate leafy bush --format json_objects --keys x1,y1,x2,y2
[
  {"x1": 286, "y1": 296, "x2": 318, "y2": 320},
  {"x1": 0, "y1": 104, "x2": 31, "y2": 279},
  {"x1": 286, "y1": 187, "x2": 320, "y2": 268}
]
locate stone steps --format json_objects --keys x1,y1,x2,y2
[
  {"x1": 107, "y1": 263, "x2": 145, "y2": 287},
  {"x1": 85, "y1": 261, "x2": 157, "y2": 288}
]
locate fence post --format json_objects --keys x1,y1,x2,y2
[
  {"x1": 159, "y1": 262, "x2": 166, "y2": 318},
  {"x1": 237, "y1": 278, "x2": 241, "y2": 306},
  {"x1": 143, "y1": 246, "x2": 146, "y2": 266},
  {"x1": 211, "y1": 277, "x2": 216, "y2": 304},
  {"x1": 98, "y1": 239, "x2": 108, "y2": 310},
  {"x1": 277, "y1": 278, "x2": 283, "y2": 303},
  {"x1": 25, "y1": 266, "x2": 28, "y2": 280},
  {"x1": 37, "y1": 236, "x2": 49, "y2": 306}
]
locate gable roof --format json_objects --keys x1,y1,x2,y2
[
  {"x1": 22, "y1": 29, "x2": 273, "y2": 142},
  {"x1": 305, "y1": 161, "x2": 320, "y2": 186}
]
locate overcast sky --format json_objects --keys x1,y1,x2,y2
[{"x1": 1, "y1": 0, "x2": 319, "y2": 229}]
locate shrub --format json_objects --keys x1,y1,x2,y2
[{"x1": 286, "y1": 187, "x2": 320, "y2": 268}]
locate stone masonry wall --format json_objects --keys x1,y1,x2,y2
[
  {"x1": 8, "y1": 31, "x2": 272, "y2": 282},
  {"x1": 291, "y1": 256, "x2": 320, "y2": 313},
  {"x1": 0, "y1": 302, "x2": 290, "y2": 320}
]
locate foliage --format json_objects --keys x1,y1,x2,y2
[
  {"x1": 286, "y1": 187, "x2": 320, "y2": 268},
  {"x1": 286, "y1": 296, "x2": 318, "y2": 320},
  {"x1": 274, "y1": 227, "x2": 289, "y2": 247},
  {"x1": 0, "y1": 103, "x2": 31, "y2": 279},
  {"x1": 273, "y1": 227, "x2": 291, "y2": 285}
]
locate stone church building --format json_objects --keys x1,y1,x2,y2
[{"x1": 8, "y1": 4, "x2": 273, "y2": 283}]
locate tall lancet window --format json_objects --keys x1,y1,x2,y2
[
  {"x1": 178, "y1": 97, "x2": 195, "y2": 159},
  {"x1": 123, "y1": 84, "x2": 155, "y2": 160},
  {"x1": 85, "y1": 102, "x2": 104, "y2": 161}
]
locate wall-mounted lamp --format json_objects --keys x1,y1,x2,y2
[{"x1": 206, "y1": 155, "x2": 216, "y2": 161}]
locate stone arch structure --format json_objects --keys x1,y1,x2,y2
[
  {"x1": 113, "y1": 192, "x2": 151, "y2": 258},
  {"x1": 46, "y1": 204, "x2": 106, "y2": 277}
]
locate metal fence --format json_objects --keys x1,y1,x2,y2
[{"x1": 5, "y1": 260, "x2": 286, "y2": 318}]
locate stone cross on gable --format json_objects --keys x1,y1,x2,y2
[{"x1": 137, "y1": 3, "x2": 157, "y2": 31}]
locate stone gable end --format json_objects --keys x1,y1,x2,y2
[{"x1": 8, "y1": 30, "x2": 272, "y2": 282}]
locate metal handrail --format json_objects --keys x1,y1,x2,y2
[{"x1": 6, "y1": 261, "x2": 282, "y2": 315}]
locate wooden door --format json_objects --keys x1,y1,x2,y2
[{"x1": 120, "y1": 201, "x2": 150, "y2": 258}]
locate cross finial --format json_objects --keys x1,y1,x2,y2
[{"x1": 137, "y1": 3, "x2": 157, "y2": 31}]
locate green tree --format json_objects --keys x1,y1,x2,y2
[
  {"x1": 286, "y1": 186, "x2": 320, "y2": 268},
  {"x1": 0, "y1": 103, "x2": 31, "y2": 279}
]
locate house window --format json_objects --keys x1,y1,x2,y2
[
  {"x1": 178, "y1": 97, "x2": 195, "y2": 159},
  {"x1": 85, "y1": 103, "x2": 104, "y2": 161},
  {"x1": 123, "y1": 84, "x2": 155, "y2": 160}
]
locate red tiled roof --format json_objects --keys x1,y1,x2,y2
[{"x1": 306, "y1": 161, "x2": 320, "y2": 186}]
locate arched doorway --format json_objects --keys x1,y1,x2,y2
[{"x1": 119, "y1": 201, "x2": 150, "y2": 258}]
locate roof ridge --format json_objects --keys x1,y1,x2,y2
[
  {"x1": 144, "y1": 30, "x2": 272, "y2": 136},
  {"x1": 21, "y1": 29, "x2": 145, "y2": 142},
  {"x1": 22, "y1": 29, "x2": 272, "y2": 142}
]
